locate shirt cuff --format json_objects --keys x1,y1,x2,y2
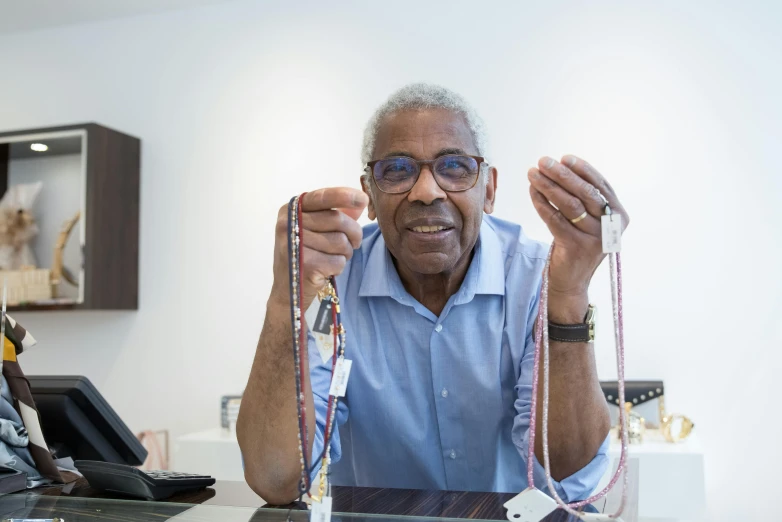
[{"x1": 520, "y1": 428, "x2": 610, "y2": 502}]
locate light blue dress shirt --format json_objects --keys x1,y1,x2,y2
[{"x1": 308, "y1": 215, "x2": 609, "y2": 499}]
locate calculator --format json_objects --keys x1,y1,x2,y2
[{"x1": 74, "y1": 460, "x2": 215, "y2": 500}]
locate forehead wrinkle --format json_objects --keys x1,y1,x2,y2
[
  {"x1": 420, "y1": 128, "x2": 476, "y2": 156},
  {"x1": 380, "y1": 125, "x2": 476, "y2": 160}
]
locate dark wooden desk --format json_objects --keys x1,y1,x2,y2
[{"x1": 2, "y1": 476, "x2": 637, "y2": 521}]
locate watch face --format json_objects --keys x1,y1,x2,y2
[
  {"x1": 587, "y1": 304, "x2": 597, "y2": 341},
  {"x1": 586, "y1": 304, "x2": 596, "y2": 324}
]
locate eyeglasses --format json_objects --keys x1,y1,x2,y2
[{"x1": 364, "y1": 154, "x2": 486, "y2": 194}]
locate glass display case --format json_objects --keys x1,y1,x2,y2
[{"x1": 0, "y1": 459, "x2": 639, "y2": 522}]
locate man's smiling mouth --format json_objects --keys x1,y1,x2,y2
[{"x1": 410, "y1": 225, "x2": 451, "y2": 233}]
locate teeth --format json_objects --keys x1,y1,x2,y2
[{"x1": 412, "y1": 225, "x2": 447, "y2": 233}]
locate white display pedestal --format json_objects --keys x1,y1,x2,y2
[
  {"x1": 173, "y1": 427, "x2": 245, "y2": 482},
  {"x1": 595, "y1": 429, "x2": 706, "y2": 522}
]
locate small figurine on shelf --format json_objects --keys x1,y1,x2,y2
[{"x1": 0, "y1": 182, "x2": 42, "y2": 270}]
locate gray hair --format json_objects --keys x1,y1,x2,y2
[{"x1": 361, "y1": 83, "x2": 489, "y2": 175}]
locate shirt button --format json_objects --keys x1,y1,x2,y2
[
  {"x1": 435, "y1": 324, "x2": 443, "y2": 333},
  {"x1": 449, "y1": 450, "x2": 457, "y2": 459},
  {"x1": 441, "y1": 388, "x2": 448, "y2": 398}
]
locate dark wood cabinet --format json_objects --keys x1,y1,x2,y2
[{"x1": 0, "y1": 123, "x2": 140, "y2": 310}]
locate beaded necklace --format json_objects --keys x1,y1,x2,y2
[
  {"x1": 525, "y1": 201, "x2": 628, "y2": 521},
  {"x1": 287, "y1": 193, "x2": 347, "y2": 509},
  {"x1": 287, "y1": 194, "x2": 311, "y2": 496},
  {"x1": 311, "y1": 280, "x2": 346, "y2": 502}
]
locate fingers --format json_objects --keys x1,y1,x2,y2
[
  {"x1": 300, "y1": 210, "x2": 363, "y2": 249},
  {"x1": 338, "y1": 205, "x2": 365, "y2": 221},
  {"x1": 277, "y1": 204, "x2": 363, "y2": 248},
  {"x1": 300, "y1": 247, "x2": 348, "y2": 286},
  {"x1": 537, "y1": 157, "x2": 605, "y2": 218},
  {"x1": 528, "y1": 167, "x2": 601, "y2": 237},
  {"x1": 560, "y1": 155, "x2": 630, "y2": 226},
  {"x1": 528, "y1": 186, "x2": 592, "y2": 241},
  {"x1": 300, "y1": 231, "x2": 355, "y2": 259},
  {"x1": 301, "y1": 187, "x2": 369, "y2": 214},
  {"x1": 274, "y1": 189, "x2": 366, "y2": 298},
  {"x1": 560, "y1": 155, "x2": 612, "y2": 197}
]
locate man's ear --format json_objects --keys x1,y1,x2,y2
[
  {"x1": 361, "y1": 175, "x2": 377, "y2": 220},
  {"x1": 483, "y1": 166, "x2": 497, "y2": 214}
]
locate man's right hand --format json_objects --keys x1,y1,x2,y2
[{"x1": 270, "y1": 187, "x2": 369, "y2": 307}]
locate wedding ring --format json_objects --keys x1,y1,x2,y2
[{"x1": 570, "y1": 211, "x2": 588, "y2": 224}]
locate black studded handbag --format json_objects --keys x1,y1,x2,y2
[{"x1": 600, "y1": 380, "x2": 665, "y2": 429}]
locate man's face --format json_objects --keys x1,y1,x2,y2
[{"x1": 364, "y1": 108, "x2": 497, "y2": 276}]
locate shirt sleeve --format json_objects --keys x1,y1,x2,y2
[
  {"x1": 510, "y1": 294, "x2": 609, "y2": 502},
  {"x1": 307, "y1": 331, "x2": 349, "y2": 483}
]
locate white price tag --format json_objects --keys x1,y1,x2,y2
[
  {"x1": 601, "y1": 214, "x2": 622, "y2": 253},
  {"x1": 503, "y1": 488, "x2": 556, "y2": 522},
  {"x1": 311, "y1": 495, "x2": 332, "y2": 522},
  {"x1": 305, "y1": 298, "x2": 335, "y2": 364},
  {"x1": 328, "y1": 358, "x2": 352, "y2": 397},
  {"x1": 312, "y1": 331, "x2": 334, "y2": 364}
]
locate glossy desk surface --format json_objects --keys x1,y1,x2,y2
[{"x1": 0, "y1": 466, "x2": 638, "y2": 522}]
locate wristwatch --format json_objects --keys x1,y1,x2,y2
[{"x1": 548, "y1": 304, "x2": 596, "y2": 343}]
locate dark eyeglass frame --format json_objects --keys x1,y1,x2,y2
[{"x1": 364, "y1": 154, "x2": 487, "y2": 194}]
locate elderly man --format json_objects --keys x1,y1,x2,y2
[{"x1": 237, "y1": 84, "x2": 629, "y2": 504}]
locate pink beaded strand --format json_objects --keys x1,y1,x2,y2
[
  {"x1": 526, "y1": 279, "x2": 546, "y2": 488},
  {"x1": 527, "y1": 243, "x2": 629, "y2": 519}
]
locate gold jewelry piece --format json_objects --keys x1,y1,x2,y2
[
  {"x1": 661, "y1": 414, "x2": 694, "y2": 442},
  {"x1": 658, "y1": 394, "x2": 666, "y2": 428},
  {"x1": 570, "y1": 211, "x2": 588, "y2": 224},
  {"x1": 624, "y1": 402, "x2": 646, "y2": 444}
]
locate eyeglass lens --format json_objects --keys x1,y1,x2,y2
[{"x1": 372, "y1": 155, "x2": 480, "y2": 193}]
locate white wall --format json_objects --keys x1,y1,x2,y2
[{"x1": 0, "y1": 1, "x2": 780, "y2": 519}]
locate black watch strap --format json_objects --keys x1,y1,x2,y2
[
  {"x1": 547, "y1": 304, "x2": 595, "y2": 343},
  {"x1": 548, "y1": 322, "x2": 590, "y2": 342}
]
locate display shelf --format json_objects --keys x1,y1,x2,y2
[{"x1": 0, "y1": 123, "x2": 140, "y2": 310}]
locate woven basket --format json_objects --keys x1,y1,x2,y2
[
  {"x1": 0, "y1": 211, "x2": 80, "y2": 306},
  {"x1": 0, "y1": 268, "x2": 52, "y2": 305}
]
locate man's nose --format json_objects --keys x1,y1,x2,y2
[{"x1": 408, "y1": 166, "x2": 446, "y2": 205}]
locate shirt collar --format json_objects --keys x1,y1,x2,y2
[{"x1": 358, "y1": 219, "x2": 506, "y2": 302}]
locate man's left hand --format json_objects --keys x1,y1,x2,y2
[{"x1": 527, "y1": 154, "x2": 630, "y2": 306}]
